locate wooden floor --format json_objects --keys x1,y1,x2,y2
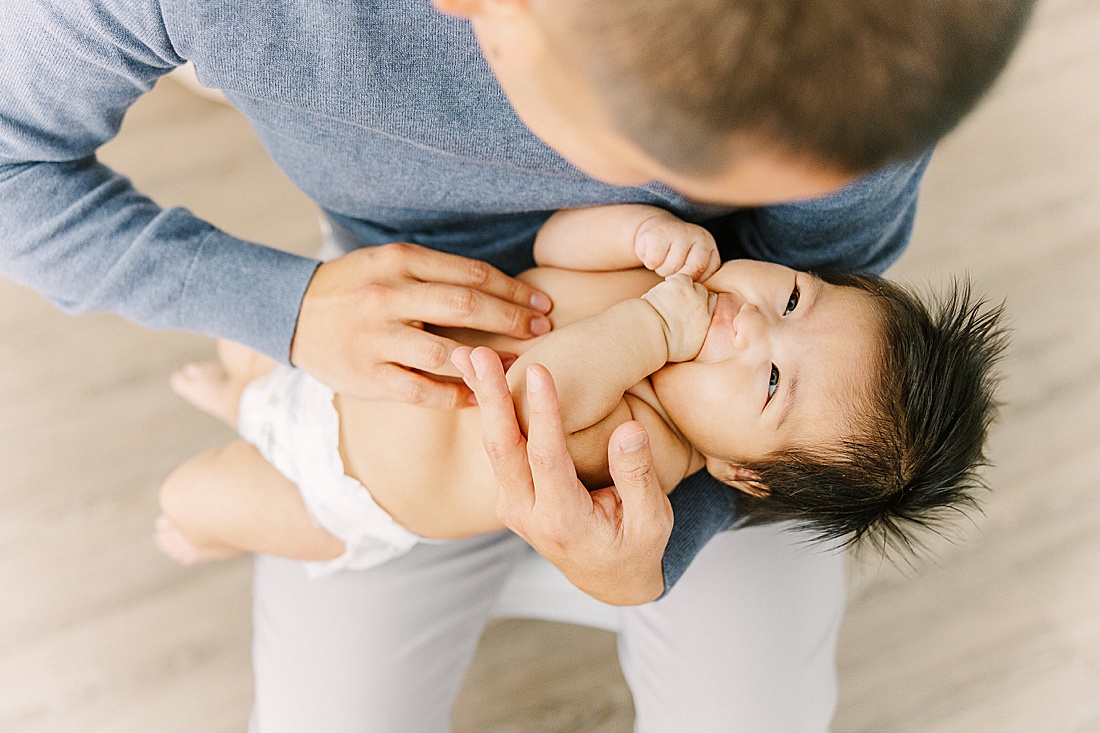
[{"x1": 1, "y1": 1, "x2": 1098, "y2": 730}]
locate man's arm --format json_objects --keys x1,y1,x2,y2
[
  {"x1": 0, "y1": 0, "x2": 320, "y2": 360},
  {"x1": 0, "y1": 0, "x2": 550, "y2": 407}
]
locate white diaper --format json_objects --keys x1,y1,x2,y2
[{"x1": 237, "y1": 364, "x2": 422, "y2": 577}]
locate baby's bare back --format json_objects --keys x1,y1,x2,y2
[{"x1": 335, "y1": 267, "x2": 661, "y2": 539}]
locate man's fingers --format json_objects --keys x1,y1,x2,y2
[
  {"x1": 608, "y1": 421, "x2": 674, "y2": 537},
  {"x1": 402, "y1": 245, "x2": 553, "y2": 312},
  {"x1": 377, "y1": 363, "x2": 474, "y2": 410},
  {"x1": 400, "y1": 282, "x2": 551, "y2": 339},
  {"x1": 524, "y1": 364, "x2": 587, "y2": 514},
  {"x1": 461, "y1": 346, "x2": 537, "y2": 511},
  {"x1": 391, "y1": 329, "x2": 465, "y2": 377}
]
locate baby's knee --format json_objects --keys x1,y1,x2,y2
[
  {"x1": 158, "y1": 448, "x2": 226, "y2": 529},
  {"x1": 158, "y1": 463, "x2": 198, "y2": 527}
]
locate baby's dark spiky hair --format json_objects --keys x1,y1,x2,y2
[{"x1": 732, "y1": 273, "x2": 1008, "y2": 555}]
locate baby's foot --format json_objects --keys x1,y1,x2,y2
[
  {"x1": 154, "y1": 515, "x2": 240, "y2": 565},
  {"x1": 170, "y1": 361, "x2": 241, "y2": 428}
]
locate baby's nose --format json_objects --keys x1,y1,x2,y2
[{"x1": 733, "y1": 303, "x2": 768, "y2": 346}]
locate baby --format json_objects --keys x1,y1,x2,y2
[{"x1": 156, "y1": 204, "x2": 1006, "y2": 574}]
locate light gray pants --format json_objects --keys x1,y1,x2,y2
[{"x1": 248, "y1": 524, "x2": 846, "y2": 733}]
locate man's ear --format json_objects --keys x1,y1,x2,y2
[{"x1": 710, "y1": 461, "x2": 770, "y2": 498}]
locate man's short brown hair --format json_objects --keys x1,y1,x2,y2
[{"x1": 540, "y1": 0, "x2": 1036, "y2": 174}]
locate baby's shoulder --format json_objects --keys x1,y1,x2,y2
[{"x1": 623, "y1": 380, "x2": 698, "y2": 494}]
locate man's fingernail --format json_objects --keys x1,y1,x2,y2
[
  {"x1": 530, "y1": 316, "x2": 550, "y2": 336},
  {"x1": 531, "y1": 292, "x2": 552, "y2": 312},
  {"x1": 619, "y1": 430, "x2": 648, "y2": 453},
  {"x1": 526, "y1": 365, "x2": 543, "y2": 392},
  {"x1": 471, "y1": 351, "x2": 488, "y2": 379}
]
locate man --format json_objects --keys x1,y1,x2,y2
[{"x1": 0, "y1": 0, "x2": 1033, "y2": 729}]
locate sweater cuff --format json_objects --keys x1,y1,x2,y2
[
  {"x1": 178, "y1": 227, "x2": 321, "y2": 362},
  {"x1": 659, "y1": 468, "x2": 739, "y2": 598}
]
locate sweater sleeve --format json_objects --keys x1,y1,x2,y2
[
  {"x1": 0, "y1": 0, "x2": 319, "y2": 360},
  {"x1": 659, "y1": 153, "x2": 932, "y2": 594}
]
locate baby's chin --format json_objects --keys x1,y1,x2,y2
[{"x1": 647, "y1": 362, "x2": 694, "y2": 415}]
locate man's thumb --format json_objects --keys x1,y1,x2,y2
[{"x1": 609, "y1": 422, "x2": 672, "y2": 525}]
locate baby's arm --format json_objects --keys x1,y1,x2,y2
[
  {"x1": 534, "y1": 204, "x2": 721, "y2": 280},
  {"x1": 156, "y1": 440, "x2": 344, "y2": 565},
  {"x1": 507, "y1": 275, "x2": 714, "y2": 440}
]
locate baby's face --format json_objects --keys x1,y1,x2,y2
[{"x1": 650, "y1": 260, "x2": 881, "y2": 482}]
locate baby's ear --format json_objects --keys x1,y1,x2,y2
[{"x1": 710, "y1": 461, "x2": 770, "y2": 498}]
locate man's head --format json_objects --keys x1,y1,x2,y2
[{"x1": 434, "y1": 0, "x2": 1035, "y2": 205}]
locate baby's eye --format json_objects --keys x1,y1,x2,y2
[
  {"x1": 767, "y1": 364, "x2": 780, "y2": 402},
  {"x1": 783, "y1": 283, "x2": 800, "y2": 316}
]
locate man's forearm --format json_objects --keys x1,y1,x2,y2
[
  {"x1": 0, "y1": 159, "x2": 319, "y2": 360},
  {"x1": 0, "y1": 0, "x2": 321, "y2": 361}
]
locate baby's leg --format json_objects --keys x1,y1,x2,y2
[
  {"x1": 170, "y1": 339, "x2": 279, "y2": 429},
  {"x1": 157, "y1": 439, "x2": 345, "y2": 565},
  {"x1": 215, "y1": 338, "x2": 280, "y2": 382}
]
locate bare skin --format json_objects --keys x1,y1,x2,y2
[
  {"x1": 157, "y1": 265, "x2": 666, "y2": 565},
  {"x1": 157, "y1": 206, "x2": 878, "y2": 606},
  {"x1": 158, "y1": 341, "x2": 346, "y2": 564},
  {"x1": 275, "y1": 0, "x2": 858, "y2": 602},
  {"x1": 157, "y1": 204, "x2": 711, "y2": 565}
]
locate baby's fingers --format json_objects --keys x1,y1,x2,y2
[
  {"x1": 699, "y1": 249, "x2": 722, "y2": 282},
  {"x1": 653, "y1": 238, "x2": 693, "y2": 277},
  {"x1": 671, "y1": 226, "x2": 720, "y2": 279},
  {"x1": 634, "y1": 236, "x2": 669, "y2": 272},
  {"x1": 683, "y1": 244, "x2": 722, "y2": 282}
]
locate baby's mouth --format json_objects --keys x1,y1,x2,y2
[{"x1": 698, "y1": 291, "x2": 742, "y2": 361}]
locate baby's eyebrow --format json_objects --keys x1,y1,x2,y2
[
  {"x1": 778, "y1": 365, "x2": 799, "y2": 431},
  {"x1": 777, "y1": 272, "x2": 816, "y2": 429}
]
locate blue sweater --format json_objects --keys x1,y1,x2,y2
[{"x1": 0, "y1": 0, "x2": 929, "y2": 592}]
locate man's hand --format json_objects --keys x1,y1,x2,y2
[
  {"x1": 291, "y1": 243, "x2": 552, "y2": 407},
  {"x1": 640, "y1": 274, "x2": 717, "y2": 362},
  {"x1": 634, "y1": 210, "x2": 721, "y2": 281},
  {"x1": 452, "y1": 345, "x2": 673, "y2": 606}
]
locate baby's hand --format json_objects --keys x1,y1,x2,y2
[
  {"x1": 641, "y1": 274, "x2": 717, "y2": 362},
  {"x1": 635, "y1": 211, "x2": 721, "y2": 281}
]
